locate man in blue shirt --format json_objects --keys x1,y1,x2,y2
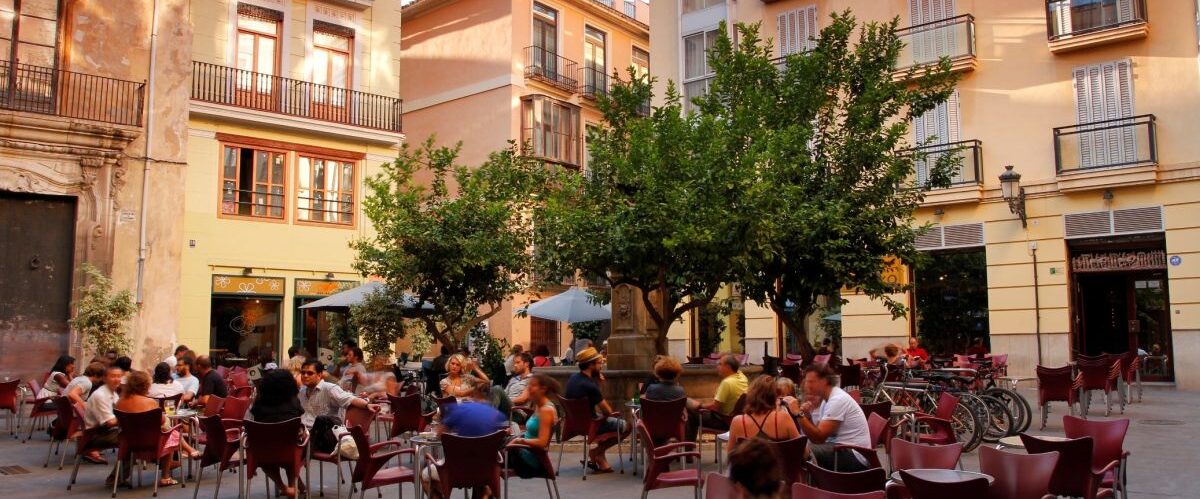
[{"x1": 441, "y1": 378, "x2": 506, "y2": 437}]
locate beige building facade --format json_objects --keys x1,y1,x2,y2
[
  {"x1": 178, "y1": 0, "x2": 404, "y2": 367},
  {"x1": 652, "y1": 0, "x2": 1200, "y2": 387},
  {"x1": 400, "y1": 0, "x2": 650, "y2": 356},
  {"x1": 0, "y1": 0, "x2": 192, "y2": 377}
]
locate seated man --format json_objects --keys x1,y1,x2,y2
[
  {"x1": 194, "y1": 355, "x2": 228, "y2": 408},
  {"x1": 297, "y1": 359, "x2": 379, "y2": 428},
  {"x1": 174, "y1": 355, "x2": 200, "y2": 405},
  {"x1": 442, "y1": 378, "x2": 507, "y2": 437},
  {"x1": 504, "y1": 352, "x2": 535, "y2": 423},
  {"x1": 564, "y1": 347, "x2": 628, "y2": 473},
  {"x1": 82, "y1": 366, "x2": 124, "y2": 473},
  {"x1": 685, "y1": 354, "x2": 748, "y2": 441},
  {"x1": 794, "y1": 364, "x2": 872, "y2": 472}
]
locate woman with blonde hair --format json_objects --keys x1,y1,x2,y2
[
  {"x1": 439, "y1": 353, "x2": 490, "y2": 400},
  {"x1": 727, "y1": 375, "x2": 800, "y2": 454}
]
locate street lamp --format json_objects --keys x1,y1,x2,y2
[{"x1": 999, "y1": 165, "x2": 1027, "y2": 227}]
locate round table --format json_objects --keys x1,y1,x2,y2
[
  {"x1": 411, "y1": 434, "x2": 442, "y2": 499},
  {"x1": 996, "y1": 435, "x2": 1024, "y2": 450},
  {"x1": 997, "y1": 376, "x2": 1037, "y2": 391},
  {"x1": 166, "y1": 409, "x2": 200, "y2": 478},
  {"x1": 890, "y1": 405, "x2": 919, "y2": 442},
  {"x1": 890, "y1": 469, "x2": 994, "y2": 485}
]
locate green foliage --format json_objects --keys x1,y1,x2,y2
[
  {"x1": 406, "y1": 324, "x2": 434, "y2": 357},
  {"x1": 353, "y1": 137, "x2": 549, "y2": 352},
  {"x1": 703, "y1": 15, "x2": 959, "y2": 358},
  {"x1": 349, "y1": 289, "x2": 409, "y2": 362},
  {"x1": 468, "y1": 323, "x2": 508, "y2": 386},
  {"x1": 71, "y1": 263, "x2": 137, "y2": 356},
  {"x1": 326, "y1": 312, "x2": 356, "y2": 359},
  {"x1": 569, "y1": 320, "x2": 605, "y2": 343}
]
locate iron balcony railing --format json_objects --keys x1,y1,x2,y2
[
  {"x1": 524, "y1": 46, "x2": 579, "y2": 92},
  {"x1": 906, "y1": 139, "x2": 983, "y2": 189},
  {"x1": 895, "y1": 14, "x2": 976, "y2": 70},
  {"x1": 191, "y1": 61, "x2": 402, "y2": 132},
  {"x1": 1046, "y1": 0, "x2": 1146, "y2": 40},
  {"x1": 580, "y1": 67, "x2": 608, "y2": 99},
  {"x1": 1054, "y1": 114, "x2": 1156, "y2": 173},
  {"x1": 0, "y1": 60, "x2": 145, "y2": 126}
]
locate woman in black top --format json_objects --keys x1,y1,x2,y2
[
  {"x1": 643, "y1": 356, "x2": 686, "y2": 401},
  {"x1": 249, "y1": 369, "x2": 305, "y2": 497}
]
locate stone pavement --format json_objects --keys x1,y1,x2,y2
[{"x1": 0, "y1": 386, "x2": 1197, "y2": 498}]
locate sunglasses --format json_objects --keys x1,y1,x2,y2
[{"x1": 300, "y1": 371, "x2": 318, "y2": 376}]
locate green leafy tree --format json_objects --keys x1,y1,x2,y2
[
  {"x1": 713, "y1": 15, "x2": 959, "y2": 359},
  {"x1": 71, "y1": 263, "x2": 137, "y2": 356},
  {"x1": 468, "y1": 323, "x2": 508, "y2": 385},
  {"x1": 534, "y1": 69, "x2": 752, "y2": 355},
  {"x1": 349, "y1": 289, "x2": 408, "y2": 363},
  {"x1": 353, "y1": 138, "x2": 547, "y2": 352}
]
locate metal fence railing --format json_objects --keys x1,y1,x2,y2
[
  {"x1": 580, "y1": 67, "x2": 608, "y2": 99},
  {"x1": 191, "y1": 61, "x2": 402, "y2": 132},
  {"x1": 1055, "y1": 114, "x2": 1156, "y2": 173},
  {"x1": 1046, "y1": 0, "x2": 1147, "y2": 40},
  {"x1": 895, "y1": 14, "x2": 976, "y2": 70},
  {"x1": 0, "y1": 59, "x2": 145, "y2": 126},
  {"x1": 906, "y1": 139, "x2": 983, "y2": 189},
  {"x1": 524, "y1": 46, "x2": 579, "y2": 92}
]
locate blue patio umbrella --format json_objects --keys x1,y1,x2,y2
[{"x1": 516, "y1": 287, "x2": 611, "y2": 324}]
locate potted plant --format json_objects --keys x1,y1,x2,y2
[{"x1": 70, "y1": 263, "x2": 137, "y2": 357}]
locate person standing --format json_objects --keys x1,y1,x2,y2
[
  {"x1": 794, "y1": 364, "x2": 872, "y2": 472},
  {"x1": 564, "y1": 347, "x2": 627, "y2": 473},
  {"x1": 194, "y1": 355, "x2": 229, "y2": 408},
  {"x1": 685, "y1": 354, "x2": 748, "y2": 441}
]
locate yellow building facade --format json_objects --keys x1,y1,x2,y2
[
  {"x1": 400, "y1": 0, "x2": 651, "y2": 356},
  {"x1": 652, "y1": 0, "x2": 1200, "y2": 388},
  {"x1": 179, "y1": 0, "x2": 404, "y2": 365}
]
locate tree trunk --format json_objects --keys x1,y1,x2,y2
[{"x1": 773, "y1": 302, "x2": 817, "y2": 361}]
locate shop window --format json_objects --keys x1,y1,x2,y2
[
  {"x1": 221, "y1": 144, "x2": 287, "y2": 219},
  {"x1": 913, "y1": 249, "x2": 990, "y2": 356}
]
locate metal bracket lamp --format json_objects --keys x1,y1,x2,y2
[{"x1": 999, "y1": 165, "x2": 1027, "y2": 227}]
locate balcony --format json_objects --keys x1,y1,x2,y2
[
  {"x1": 580, "y1": 67, "x2": 608, "y2": 100},
  {"x1": 908, "y1": 139, "x2": 984, "y2": 205},
  {"x1": 1046, "y1": 0, "x2": 1148, "y2": 53},
  {"x1": 524, "y1": 46, "x2": 579, "y2": 93},
  {"x1": 190, "y1": 61, "x2": 402, "y2": 134},
  {"x1": 0, "y1": 60, "x2": 145, "y2": 127},
  {"x1": 1054, "y1": 114, "x2": 1157, "y2": 191},
  {"x1": 894, "y1": 14, "x2": 977, "y2": 78}
]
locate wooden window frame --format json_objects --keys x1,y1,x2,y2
[
  {"x1": 295, "y1": 155, "x2": 358, "y2": 229},
  {"x1": 521, "y1": 94, "x2": 581, "y2": 167},
  {"x1": 312, "y1": 20, "x2": 353, "y2": 102},
  {"x1": 218, "y1": 141, "x2": 289, "y2": 222},
  {"x1": 236, "y1": 6, "x2": 282, "y2": 78}
]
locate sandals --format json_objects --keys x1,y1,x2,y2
[
  {"x1": 159, "y1": 478, "x2": 180, "y2": 487},
  {"x1": 83, "y1": 454, "x2": 108, "y2": 465}
]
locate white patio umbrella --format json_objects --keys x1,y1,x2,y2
[
  {"x1": 517, "y1": 287, "x2": 611, "y2": 324},
  {"x1": 297, "y1": 281, "x2": 432, "y2": 312}
]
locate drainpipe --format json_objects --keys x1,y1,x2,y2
[
  {"x1": 1032, "y1": 244, "x2": 1043, "y2": 366},
  {"x1": 136, "y1": 0, "x2": 162, "y2": 304}
]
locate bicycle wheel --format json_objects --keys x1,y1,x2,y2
[
  {"x1": 954, "y1": 394, "x2": 989, "y2": 452},
  {"x1": 984, "y1": 387, "x2": 1032, "y2": 434},
  {"x1": 979, "y1": 394, "x2": 1014, "y2": 443}
]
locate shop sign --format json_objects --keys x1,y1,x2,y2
[
  {"x1": 842, "y1": 258, "x2": 909, "y2": 294},
  {"x1": 1071, "y1": 250, "x2": 1167, "y2": 273},
  {"x1": 295, "y1": 279, "x2": 358, "y2": 297},
  {"x1": 212, "y1": 275, "x2": 286, "y2": 295}
]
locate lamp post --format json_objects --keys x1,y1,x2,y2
[{"x1": 999, "y1": 165, "x2": 1027, "y2": 227}]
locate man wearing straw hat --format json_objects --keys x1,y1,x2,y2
[{"x1": 564, "y1": 346, "x2": 629, "y2": 473}]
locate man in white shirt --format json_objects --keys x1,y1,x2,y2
[
  {"x1": 82, "y1": 365, "x2": 124, "y2": 466},
  {"x1": 163, "y1": 345, "x2": 189, "y2": 377},
  {"x1": 795, "y1": 364, "x2": 873, "y2": 472},
  {"x1": 298, "y1": 359, "x2": 378, "y2": 428},
  {"x1": 175, "y1": 355, "x2": 200, "y2": 404}
]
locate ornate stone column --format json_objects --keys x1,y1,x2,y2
[{"x1": 605, "y1": 282, "x2": 657, "y2": 371}]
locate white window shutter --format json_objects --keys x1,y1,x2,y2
[
  {"x1": 1053, "y1": 1, "x2": 1072, "y2": 36},
  {"x1": 1073, "y1": 67, "x2": 1093, "y2": 167},
  {"x1": 1118, "y1": 0, "x2": 1134, "y2": 23},
  {"x1": 803, "y1": 6, "x2": 818, "y2": 51},
  {"x1": 777, "y1": 13, "x2": 790, "y2": 57}
]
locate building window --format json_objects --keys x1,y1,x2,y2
[
  {"x1": 1049, "y1": 0, "x2": 1144, "y2": 39},
  {"x1": 632, "y1": 46, "x2": 649, "y2": 78},
  {"x1": 912, "y1": 89, "x2": 961, "y2": 185},
  {"x1": 624, "y1": 0, "x2": 637, "y2": 18},
  {"x1": 1072, "y1": 59, "x2": 1136, "y2": 169},
  {"x1": 297, "y1": 156, "x2": 355, "y2": 225},
  {"x1": 221, "y1": 145, "x2": 287, "y2": 219},
  {"x1": 533, "y1": 2, "x2": 557, "y2": 55},
  {"x1": 913, "y1": 249, "x2": 990, "y2": 356},
  {"x1": 777, "y1": 5, "x2": 818, "y2": 57},
  {"x1": 0, "y1": 0, "x2": 60, "y2": 68},
  {"x1": 583, "y1": 26, "x2": 607, "y2": 97},
  {"x1": 682, "y1": 0, "x2": 723, "y2": 14},
  {"x1": 683, "y1": 29, "x2": 718, "y2": 113},
  {"x1": 312, "y1": 21, "x2": 352, "y2": 108},
  {"x1": 522, "y1": 95, "x2": 581, "y2": 166},
  {"x1": 236, "y1": 3, "x2": 282, "y2": 95}
]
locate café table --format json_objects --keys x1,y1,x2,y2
[
  {"x1": 411, "y1": 433, "x2": 442, "y2": 499},
  {"x1": 626, "y1": 401, "x2": 641, "y2": 476},
  {"x1": 166, "y1": 407, "x2": 201, "y2": 479},
  {"x1": 997, "y1": 434, "x2": 1069, "y2": 450},
  {"x1": 997, "y1": 376, "x2": 1037, "y2": 392},
  {"x1": 890, "y1": 405, "x2": 919, "y2": 442},
  {"x1": 890, "y1": 468, "x2": 994, "y2": 485}
]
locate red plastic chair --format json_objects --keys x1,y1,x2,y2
[
  {"x1": 831, "y1": 416, "x2": 884, "y2": 470},
  {"x1": 705, "y1": 472, "x2": 736, "y2": 499},
  {"x1": 194, "y1": 396, "x2": 227, "y2": 447},
  {"x1": 1076, "y1": 356, "x2": 1122, "y2": 417},
  {"x1": 813, "y1": 354, "x2": 833, "y2": 365},
  {"x1": 433, "y1": 395, "x2": 457, "y2": 417},
  {"x1": 0, "y1": 378, "x2": 21, "y2": 437},
  {"x1": 242, "y1": 418, "x2": 308, "y2": 499},
  {"x1": 1035, "y1": 365, "x2": 1077, "y2": 429},
  {"x1": 888, "y1": 438, "x2": 962, "y2": 471},
  {"x1": 113, "y1": 408, "x2": 183, "y2": 498},
  {"x1": 793, "y1": 482, "x2": 885, "y2": 499},
  {"x1": 898, "y1": 469, "x2": 988, "y2": 498},
  {"x1": 780, "y1": 363, "x2": 803, "y2": 385},
  {"x1": 503, "y1": 440, "x2": 561, "y2": 499},
  {"x1": 635, "y1": 422, "x2": 701, "y2": 499},
  {"x1": 806, "y1": 463, "x2": 887, "y2": 494},
  {"x1": 978, "y1": 446, "x2": 1059, "y2": 499},
  {"x1": 698, "y1": 393, "x2": 745, "y2": 462},
  {"x1": 1117, "y1": 351, "x2": 1141, "y2": 404},
  {"x1": 218, "y1": 396, "x2": 251, "y2": 422},
  {"x1": 386, "y1": 393, "x2": 434, "y2": 442},
  {"x1": 230, "y1": 386, "x2": 254, "y2": 399},
  {"x1": 639, "y1": 397, "x2": 686, "y2": 446},
  {"x1": 1020, "y1": 434, "x2": 1117, "y2": 499},
  {"x1": 227, "y1": 371, "x2": 250, "y2": 389},
  {"x1": 556, "y1": 396, "x2": 623, "y2": 479},
  {"x1": 424, "y1": 430, "x2": 507, "y2": 499},
  {"x1": 839, "y1": 364, "x2": 864, "y2": 390},
  {"x1": 765, "y1": 436, "x2": 809, "y2": 488},
  {"x1": 190, "y1": 415, "x2": 242, "y2": 499},
  {"x1": 347, "y1": 425, "x2": 415, "y2": 499},
  {"x1": 914, "y1": 392, "x2": 958, "y2": 446},
  {"x1": 67, "y1": 402, "x2": 119, "y2": 491},
  {"x1": 307, "y1": 405, "x2": 375, "y2": 498},
  {"x1": 46, "y1": 396, "x2": 82, "y2": 469},
  {"x1": 1064, "y1": 415, "x2": 1130, "y2": 496},
  {"x1": 23, "y1": 379, "x2": 58, "y2": 443}
]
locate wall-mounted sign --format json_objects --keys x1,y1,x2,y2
[
  {"x1": 842, "y1": 258, "x2": 908, "y2": 294},
  {"x1": 295, "y1": 279, "x2": 358, "y2": 297},
  {"x1": 212, "y1": 275, "x2": 286, "y2": 295},
  {"x1": 1170, "y1": 255, "x2": 1182, "y2": 266},
  {"x1": 1071, "y1": 250, "x2": 1167, "y2": 273}
]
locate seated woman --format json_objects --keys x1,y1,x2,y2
[
  {"x1": 506, "y1": 374, "x2": 560, "y2": 479},
  {"x1": 148, "y1": 362, "x2": 185, "y2": 400},
  {"x1": 114, "y1": 371, "x2": 195, "y2": 487},
  {"x1": 532, "y1": 345, "x2": 552, "y2": 368},
  {"x1": 439, "y1": 354, "x2": 489, "y2": 401},
  {"x1": 249, "y1": 369, "x2": 306, "y2": 497},
  {"x1": 37, "y1": 355, "x2": 75, "y2": 409},
  {"x1": 728, "y1": 375, "x2": 800, "y2": 454},
  {"x1": 643, "y1": 356, "x2": 686, "y2": 401},
  {"x1": 775, "y1": 377, "x2": 799, "y2": 412}
]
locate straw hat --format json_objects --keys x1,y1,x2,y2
[{"x1": 575, "y1": 346, "x2": 602, "y2": 364}]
